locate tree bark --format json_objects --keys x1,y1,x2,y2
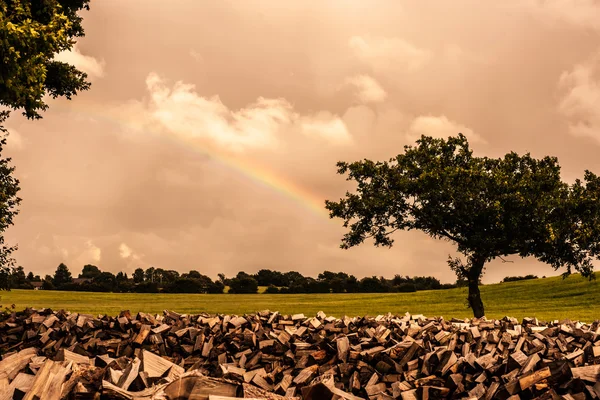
[{"x1": 467, "y1": 255, "x2": 486, "y2": 318}]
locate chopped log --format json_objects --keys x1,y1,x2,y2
[
  {"x1": 23, "y1": 360, "x2": 71, "y2": 400},
  {"x1": 519, "y1": 366, "x2": 551, "y2": 390},
  {"x1": 571, "y1": 365, "x2": 600, "y2": 382},
  {"x1": 141, "y1": 349, "x2": 184, "y2": 379},
  {"x1": 337, "y1": 336, "x2": 350, "y2": 363},
  {"x1": 2, "y1": 308, "x2": 600, "y2": 399},
  {"x1": 0, "y1": 372, "x2": 35, "y2": 400},
  {"x1": 0, "y1": 347, "x2": 37, "y2": 380}
]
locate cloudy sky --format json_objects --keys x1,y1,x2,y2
[{"x1": 4, "y1": 0, "x2": 600, "y2": 283}]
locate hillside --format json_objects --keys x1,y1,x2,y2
[{"x1": 1, "y1": 274, "x2": 597, "y2": 321}]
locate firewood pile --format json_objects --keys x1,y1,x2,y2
[{"x1": 1, "y1": 308, "x2": 599, "y2": 399}]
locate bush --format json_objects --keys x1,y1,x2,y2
[
  {"x1": 395, "y1": 283, "x2": 417, "y2": 292},
  {"x1": 133, "y1": 282, "x2": 159, "y2": 293},
  {"x1": 359, "y1": 277, "x2": 389, "y2": 293},
  {"x1": 42, "y1": 280, "x2": 55, "y2": 290},
  {"x1": 163, "y1": 278, "x2": 205, "y2": 293},
  {"x1": 502, "y1": 275, "x2": 538, "y2": 283},
  {"x1": 207, "y1": 281, "x2": 224, "y2": 294},
  {"x1": 264, "y1": 285, "x2": 279, "y2": 294},
  {"x1": 228, "y1": 277, "x2": 259, "y2": 294}
]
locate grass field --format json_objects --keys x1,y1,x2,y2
[{"x1": 0, "y1": 275, "x2": 598, "y2": 321}]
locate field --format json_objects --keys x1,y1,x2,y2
[{"x1": 1, "y1": 274, "x2": 598, "y2": 321}]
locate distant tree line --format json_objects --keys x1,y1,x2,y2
[
  {"x1": 224, "y1": 270, "x2": 457, "y2": 294},
  {"x1": 2, "y1": 264, "x2": 461, "y2": 294},
  {"x1": 1, "y1": 264, "x2": 545, "y2": 294}
]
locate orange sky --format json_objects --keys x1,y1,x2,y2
[{"x1": 4, "y1": 0, "x2": 600, "y2": 283}]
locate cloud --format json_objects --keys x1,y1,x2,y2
[
  {"x1": 119, "y1": 243, "x2": 132, "y2": 258},
  {"x1": 301, "y1": 112, "x2": 352, "y2": 145},
  {"x1": 349, "y1": 35, "x2": 432, "y2": 73},
  {"x1": 62, "y1": 240, "x2": 102, "y2": 268},
  {"x1": 346, "y1": 75, "x2": 388, "y2": 103},
  {"x1": 557, "y1": 51, "x2": 600, "y2": 141},
  {"x1": 124, "y1": 73, "x2": 352, "y2": 152},
  {"x1": 521, "y1": 0, "x2": 600, "y2": 31},
  {"x1": 406, "y1": 115, "x2": 484, "y2": 144},
  {"x1": 145, "y1": 73, "x2": 293, "y2": 151},
  {"x1": 54, "y1": 44, "x2": 105, "y2": 79}
]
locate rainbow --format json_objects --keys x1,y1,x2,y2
[{"x1": 49, "y1": 100, "x2": 333, "y2": 221}]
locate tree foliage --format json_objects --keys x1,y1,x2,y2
[
  {"x1": 0, "y1": 113, "x2": 21, "y2": 290},
  {"x1": 79, "y1": 264, "x2": 101, "y2": 279},
  {"x1": 0, "y1": 0, "x2": 92, "y2": 119},
  {"x1": 53, "y1": 263, "x2": 72, "y2": 287},
  {"x1": 325, "y1": 134, "x2": 599, "y2": 317},
  {"x1": 228, "y1": 273, "x2": 259, "y2": 294}
]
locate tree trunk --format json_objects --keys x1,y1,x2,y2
[{"x1": 467, "y1": 255, "x2": 486, "y2": 318}]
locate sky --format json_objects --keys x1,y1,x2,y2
[{"x1": 4, "y1": 0, "x2": 600, "y2": 283}]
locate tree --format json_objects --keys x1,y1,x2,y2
[
  {"x1": 228, "y1": 274, "x2": 259, "y2": 294},
  {"x1": 79, "y1": 264, "x2": 101, "y2": 279},
  {"x1": 325, "y1": 134, "x2": 595, "y2": 318},
  {"x1": 359, "y1": 277, "x2": 388, "y2": 293},
  {"x1": 26, "y1": 272, "x2": 34, "y2": 281},
  {"x1": 254, "y1": 269, "x2": 286, "y2": 287},
  {"x1": 115, "y1": 271, "x2": 128, "y2": 282},
  {"x1": 0, "y1": 117, "x2": 21, "y2": 291},
  {"x1": 183, "y1": 270, "x2": 202, "y2": 280},
  {"x1": 207, "y1": 281, "x2": 224, "y2": 294},
  {"x1": 264, "y1": 284, "x2": 279, "y2": 294},
  {"x1": 145, "y1": 267, "x2": 155, "y2": 282},
  {"x1": 93, "y1": 272, "x2": 116, "y2": 291},
  {"x1": 0, "y1": 0, "x2": 93, "y2": 119},
  {"x1": 161, "y1": 270, "x2": 179, "y2": 284},
  {"x1": 42, "y1": 276, "x2": 54, "y2": 290},
  {"x1": 0, "y1": 1, "x2": 93, "y2": 285},
  {"x1": 163, "y1": 278, "x2": 205, "y2": 293},
  {"x1": 133, "y1": 268, "x2": 145, "y2": 283},
  {"x1": 282, "y1": 271, "x2": 304, "y2": 286},
  {"x1": 53, "y1": 263, "x2": 72, "y2": 287},
  {"x1": 9, "y1": 265, "x2": 25, "y2": 287}
]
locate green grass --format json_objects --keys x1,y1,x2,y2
[
  {"x1": 224, "y1": 286, "x2": 270, "y2": 294},
  {"x1": 1, "y1": 275, "x2": 598, "y2": 321}
]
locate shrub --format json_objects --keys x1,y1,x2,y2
[
  {"x1": 133, "y1": 282, "x2": 159, "y2": 293},
  {"x1": 264, "y1": 285, "x2": 279, "y2": 294},
  {"x1": 502, "y1": 275, "x2": 538, "y2": 283},
  {"x1": 395, "y1": 283, "x2": 417, "y2": 292},
  {"x1": 228, "y1": 277, "x2": 259, "y2": 294}
]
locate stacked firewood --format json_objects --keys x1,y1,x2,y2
[{"x1": 1, "y1": 308, "x2": 599, "y2": 399}]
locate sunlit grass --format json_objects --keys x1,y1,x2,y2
[{"x1": 0, "y1": 275, "x2": 597, "y2": 321}]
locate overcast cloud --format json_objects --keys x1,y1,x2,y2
[{"x1": 5, "y1": 0, "x2": 600, "y2": 283}]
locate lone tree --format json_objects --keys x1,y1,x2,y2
[{"x1": 325, "y1": 134, "x2": 596, "y2": 318}]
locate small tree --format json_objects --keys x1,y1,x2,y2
[
  {"x1": 53, "y1": 263, "x2": 72, "y2": 287},
  {"x1": 133, "y1": 268, "x2": 145, "y2": 283},
  {"x1": 80, "y1": 264, "x2": 101, "y2": 279},
  {"x1": 228, "y1": 275, "x2": 259, "y2": 294},
  {"x1": 325, "y1": 134, "x2": 595, "y2": 318}
]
